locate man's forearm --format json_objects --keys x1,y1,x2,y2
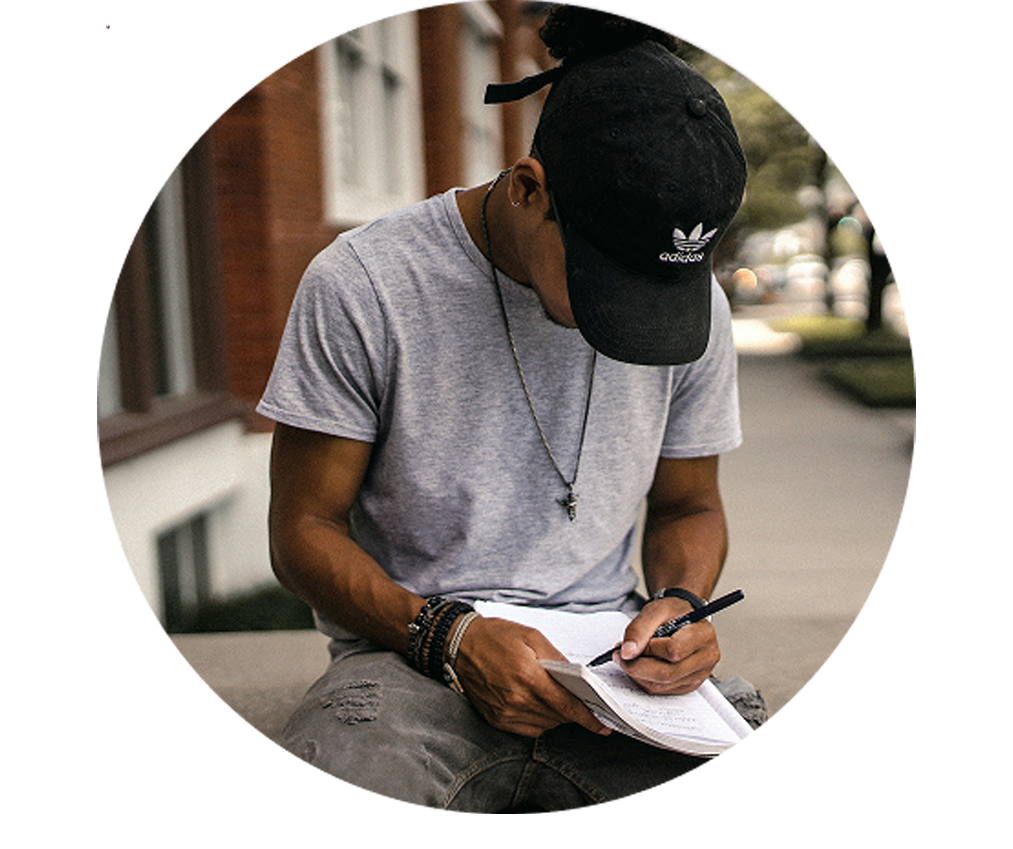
[
  {"x1": 641, "y1": 504, "x2": 728, "y2": 600},
  {"x1": 270, "y1": 513, "x2": 425, "y2": 656},
  {"x1": 268, "y1": 425, "x2": 428, "y2": 656},
  {"x1": 619, "y1": 499, "x2": 728, "y2": 695}
]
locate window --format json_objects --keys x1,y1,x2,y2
[
  {"x1": 318, "y1": 13, "x2": 425, "y2": 226},
  {"x1": 145, "y1": 166, "x2": 197, "y2": 398},
  {"x1": 98, "y1": 302, "x2": 123, "y2": 419},
  {"x1": 158, "y1": 513, "x2": 211, "y2": 633},
  {"x1": 460, "y1": 2, "x2": 504, "y2": 187},
  {"x1": 99, "y1": 134, "x2": 238, "y2": 467}
]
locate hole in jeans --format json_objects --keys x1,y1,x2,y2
[{"x1": 320, "y1": 680, "x2": 380, "y2": 724}]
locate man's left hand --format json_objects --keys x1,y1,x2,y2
[{"x1": 614, "y1": 599, "x2": 720, "y2": 695}]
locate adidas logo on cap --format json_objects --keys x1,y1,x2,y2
[{"x1": 659, "y1": 223, "x2": 718, "y2": 264}]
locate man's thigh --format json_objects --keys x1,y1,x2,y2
[
  {"x1": 280, "y1": 645, "x2": 534, "y2": 810},
  {"x1": 532, "y1": 723, "x2": 705, "y2": 804}
]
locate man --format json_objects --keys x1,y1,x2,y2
[{"x1": 258, "y1": 7, "x2": 757, "y2": 810}]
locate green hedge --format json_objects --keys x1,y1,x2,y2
[
  {"x1": 767, "y1": 314, "x2": 911, "y2": 359},
  {"x1": 822, "y1": 357, "x2": 916, "y2": 408},
  {"x1": 767, "y1": 314, "x2": 915, "y2": 408}
]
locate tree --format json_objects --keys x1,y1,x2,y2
[{"x1": 679, "y1": 42, "x2": 827, "y2": 236}]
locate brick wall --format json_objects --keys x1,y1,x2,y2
[
  {"x1": 210, "y1": 49, "x2": 337, "y2": 425},
  {"x1": 209, "y1": 2, "x2": 545, "y2": 428}
]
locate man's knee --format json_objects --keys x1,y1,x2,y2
[
  {"x1": 281, "y1": 652, "x2": 413, "y2": 766},
  {"x1": 277, "y1": 648, "x2": 525, "y2": 808}
]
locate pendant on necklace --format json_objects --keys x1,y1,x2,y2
[
  {"x1": 481, "y1": 171, "x2": 591, "y2": 526},
  {"x1": 559, "y1": 489, "x2": 579, "y2": 522}
]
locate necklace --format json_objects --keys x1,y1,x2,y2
[{"x1": 480, "y1": 169, "x2": 596, "y2": 521}]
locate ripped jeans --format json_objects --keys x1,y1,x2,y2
[{"x1": 280, "y1": 636, "x2": 765, "y2": 812}]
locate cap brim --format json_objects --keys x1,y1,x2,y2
[{"x1": 563, "y1": 224, "x2": 713, "y2": 366}]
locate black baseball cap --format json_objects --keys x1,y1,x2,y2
[{"x1": 486, "y1": 40, "x2": 747, "y2": 365}]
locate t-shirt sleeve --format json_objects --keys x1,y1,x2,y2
[
  {"x1": 659, "y1": 280, "x2": 742, "y2": 458},
  {"x1": 256, "y1": 240, "x2": 387, "y2": 442}
]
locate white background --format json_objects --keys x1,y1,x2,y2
[{"x1": 4, "y1": 1, "x2": 1009, "y2": 844}]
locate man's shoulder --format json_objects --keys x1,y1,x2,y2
[
  {"x1": 343, "y1": 192, "x2": 458, "y2": 261},
  {"x1": 299, "y1": 193, "x2": 454, "y2": 287},
  {"x1": 297, "y1": 190, "x2": 480, "y2": 326}
]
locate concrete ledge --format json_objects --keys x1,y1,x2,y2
[{"x1": 171, "y1": 629, "x2": 330, "y2": 742}]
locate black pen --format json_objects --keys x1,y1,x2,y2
[{"x1": 587, "y1": 589, "x2": 745, "y2": 668}]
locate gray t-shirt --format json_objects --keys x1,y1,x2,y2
[{"x1": 258, "y1": 189, "x2": 741, "y2": 628}]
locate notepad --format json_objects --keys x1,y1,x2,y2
[{"x1": 473, "y1": 600, "x2": 751, "y2": 756}]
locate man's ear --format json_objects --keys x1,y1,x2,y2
[{"x1": 507, "y1": 158, "x2": 551, "y2": 212}]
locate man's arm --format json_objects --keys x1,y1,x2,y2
[
  {"x1": 267, "y1": 422, "x2": 609, "y2": 737},
  {"x1": 268, "y1": 423, "x2": 422, "y2": 651},
  {"x1": 616, "y1": 455, "x2": 728, "y2": 695}
]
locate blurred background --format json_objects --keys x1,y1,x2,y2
[{"x1": 97, "y1": 2, "x2": 912, "y2": 731}]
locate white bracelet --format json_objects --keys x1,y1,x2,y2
[{"x1": 442, "y1": 611, "x2": 480, "y2": 694}]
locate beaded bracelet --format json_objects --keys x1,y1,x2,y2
[
  {"x1": 417, "y1": 600, "x2": 457, "y2": 674},
  {"x1": 417, "y1": 600, "x2": 452, "y2": 677},
  {"x1": 407, "y1": 596, "x2": 476, "y2": 681},
  {"x1": 407, "y1": 596, "x2": 446, "y2": 673}
]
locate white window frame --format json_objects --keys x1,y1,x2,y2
[
  {"x1": 98, "y1": 302, "x2": 122, "y2": 418},
  {"x1": 158, "y1": 511, "x2": 211, "y2": 632},
  {"x1": 318, "y1": 12, "x2": 425, "y2": 228},
  {"x1": 460, "y1": 2, "x2": 504, "y2": 187},
  {"x1": 151, "y1": 167, "x2": 196, "y2": 397},
  {"x1": 99, "y1": 163, "x2": 197, "y2": 419}
]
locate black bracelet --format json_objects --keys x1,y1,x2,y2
[
  {"x1": 407, "y1": 596, "x2": 476, "y2": 680},
  {"x1": 652, "y1": 587, "x2": 708, "y2": 609},
  {"x1": 407, "y1": 596, "x2": 446, "y2": 673},
  {"x1": 418, "y1": 601, "x2": 453, "y2": 677},
  {"x1": 426, "y1": 601, "x2": 475, "y2": 681}
]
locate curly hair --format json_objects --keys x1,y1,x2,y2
[{"x1": 538, "y1": 5, "x2": 680, "y2": 66}]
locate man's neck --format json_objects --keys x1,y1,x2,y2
[{"x1": 456, "y1": 177, "x2": 528, "y2": 285}]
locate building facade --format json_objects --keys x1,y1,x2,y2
[{"x1": 99, "y1": 1, "x2": 551, "y2": 631}]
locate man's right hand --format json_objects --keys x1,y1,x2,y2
[{"x1": 451, "y1": 616, "x2": 612, "y2": 738}]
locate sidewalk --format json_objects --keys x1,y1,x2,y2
[
  {"x1": 173, "y1": 319, "x2": 915, "y2": 735},
  {"x1": 713, "y1": 331, "x2": 913, "y2": 713}
]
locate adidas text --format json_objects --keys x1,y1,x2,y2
[{"x1": 659, "y1": 251, "x2": 705, "y2": 263}]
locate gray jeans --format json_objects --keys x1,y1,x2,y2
[{"x1": 280, "y1": 637, "x2": 765, "y2": 812}]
